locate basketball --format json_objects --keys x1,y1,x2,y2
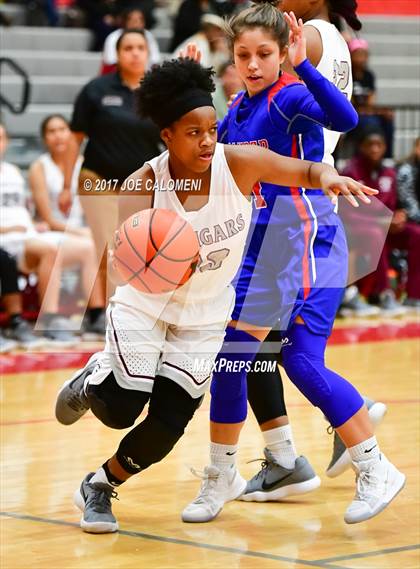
[{"x1": 113, "y1": 209, "x2": 200, "y2": 293}]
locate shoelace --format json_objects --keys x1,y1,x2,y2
[
  {"x1": 189, "y1": 467, "x2": 221, "y2": 507},
  {"x1": 246, "y1": 458, "x2": 273, "y2": 481},
  {"x1": 355, "y1": 468, "x2": 381, "y2": 502},
  {"x1": 87, "y1": 483, "x2": 119, "y2": 513}
]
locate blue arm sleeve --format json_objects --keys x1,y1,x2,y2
[{"x1": 270, "y1": 59, "x2": 358, "y2": 135}]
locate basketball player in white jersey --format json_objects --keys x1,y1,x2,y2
[
  {"x1": 240, "y1": 0, "x2": 388, "y2": 495},
  {"x1": 54, "y1": 58, "x2": 374, "y2": 534}
]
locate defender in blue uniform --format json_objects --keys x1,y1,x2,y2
[{"x1": 183, "y1": 6, "x2": 405, "y2": 527}]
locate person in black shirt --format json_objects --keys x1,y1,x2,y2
[{"x1": 61, "y1": 29, "x2": 162, "y2": 300}]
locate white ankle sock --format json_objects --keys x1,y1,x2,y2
[
  {"x1": 348, "y1": 436, "x2": 380, "y2": 463},
  {"x1": 210, "y1": 442, "x2": 237, "y2": 472},
  {"x1": 263, "y1": 425, "x2": 298, "y2": 469},
  {"x1": 90, "y1": 466, "x2": 112, "y2": 486}
]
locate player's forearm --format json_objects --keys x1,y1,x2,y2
[{"x1": 294, "y1": 59, "x2": 358, "y2": 132}]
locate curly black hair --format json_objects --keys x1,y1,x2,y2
[
  {"x1": 328, "y1": 0, "x2": 361, "y2": 31},
  {"x1": 251, "y1": 0, "x2": 362, "y2": 31},
  {"x1": 136, "y1": 58, "x2": 216, "y2": 126}
]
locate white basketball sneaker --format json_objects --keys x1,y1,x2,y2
[
  {"x1": 344, "y1": 453, "x2": 406, "y2": 524},
  {"x1": 182, "y1": 465, "x2": 246, "y2": 523},
  {"x1": 326, "y1": 398, "x2": 387, "y2": 478}
]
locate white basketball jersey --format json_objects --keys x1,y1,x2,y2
[
  {"x1": 112, "y1": 143, "x2": 252, "y2": 326},
  {"x1": 305, "y1": 19, "x2": 353, "y2": 166}
]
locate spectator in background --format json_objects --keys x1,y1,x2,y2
[
  {"x1": 28, "y1": 115, "x2": 106, "y2": 338},
  {"x1": 60, "y1": 29, "x2": 162, "y2": 302},
  {"x1": 349, "y1": 38, "x2": 376, "y2": 108},
  {"x1": 0, "y1": 248, "x2": 45, "y2": 351},
  {"x1": 397, "y1": 136, "x2": 420, "y2": 225},
  {"x1": 173, "y1": 13, "x2": 229, "y2": 71},
  {"x1": 212, "y1": 61, "x2": 243, "y2": 121},
  {"x1": 0, "y1": 123, "x2": 78, "y2": 346},
  {"x1": 170, "y1": 0, "x2": 238, "y2": 52},
  {"x1": 348, "y1": 38, "x2": 394, "y2": 158},
  {"x1": 341, "y1": 127, "x2": 419, "y2": 315},
  {"x1": 101, "y1": 6, "x2": 160, "y2": 74},
  {"x1": 77, "y1": 0, "x2": 118, "y2": 51}
]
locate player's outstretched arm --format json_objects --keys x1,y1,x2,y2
[{"x1": 226, "y1": 144, "x2": 378, "y2": 208}]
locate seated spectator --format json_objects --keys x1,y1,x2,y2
[
  {"x1": 341, "y1": 127, "x2": 419, "y2": 315},
  {"x1": 28, "y1": 115, "x2": 106, "y2": 338},
  {"x1": 213, "y1": 61, "x2": 244, "y2": 121},
  {"x1": 0, "y1": 248, "x2": 44, "y2": 350},
  {"x1": 170, "y1": 0, "x2": 239, "y2": 52},
  {"x1": 349, "y1": 38, "x2": 376, "y2": 109},
  {"x1": 397, "y1": 137, "x2": 420, "y2": 225},
  {"x1": 173, "y1": 13, "x2": 229, "y2": 71},
  {"x1": 76, "y1": 0, "x2": 118, "y2": 51},
  {"x1": 101, "y1": 6, "x2": 160, "y2": 74},
  {"x1": 348, "y1": 38, "x2": 394, "y2": 158},
  {"x1": 0, "y1": 123, "x2": 78, "y2": 346}
]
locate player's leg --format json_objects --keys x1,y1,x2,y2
[
  {"x1": 281, "y1": 321, "x2": 405, "y2": 523},
  {"x1": 242, "y1": 328, "x2": 320, "y2": 502},
  {"x1": 73, "y1": 374, "x2": 202, "y2": 533},
  {"x1": 182, "y1": 322, "x2": 267, "y2": 523},
  {"x1": 55, "y1": 303, "x2": 164, "y2": 532}
]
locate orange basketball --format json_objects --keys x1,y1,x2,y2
[{"x1": 113, "y1": 209, "x2": 200, "y2": 294}]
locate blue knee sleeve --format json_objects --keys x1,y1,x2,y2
[
  {"x1": 282, "y1": 325, "x2": 363, "y2": 428},
  {"x1": 210, "y1": 327, "x2": 261, "y2": 423}
]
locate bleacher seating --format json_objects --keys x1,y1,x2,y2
[{"x1": 0, "y1": 5, "x2": 419, "y2": 169}]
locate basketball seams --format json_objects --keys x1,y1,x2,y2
[
  {"x1": 150, "y1": 212, "x2": 198, "y2": 261},
  {"x1": 116, "y1": 209, "x2": 199, "y2": 293},
  {"x1": 121, "y1": 223, "x2": 192, "y2": 288},
  {"x1": 113, "y1": 252, "x2": 153, "y2": 293},
  {"x1": 150, "y1": 210, "x2": 198, "y2": 262}
]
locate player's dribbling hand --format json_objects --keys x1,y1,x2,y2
[
  {"x1": 319, "y1": 172, "x2": 378, "y2": 207},
  {"x1": 179, "y1": 42, "x2": 202, "y2": 63},
  {"x1": 284, "y1": 11, "x2": 307, "y2": 68}
]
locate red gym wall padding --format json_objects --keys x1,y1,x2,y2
[{"x1": 357, "y1": 0, "x2": 420, "y2": 15}]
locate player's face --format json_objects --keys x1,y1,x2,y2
[
  {"x1": 43, "y1": 117, "x2": 71, "y2": 154},
  {"x1": 117, "y1": 32, "x2": 148, "y2": 76},
  {"x1": 360, "y1": 134, "x2": 386, "y2": 164},
  {"x1": 234, "y1": 28, "x2": 286, "y2": 97},
  {"x1": 163, "y1": 107, "x2": 218, "y2": 174}
]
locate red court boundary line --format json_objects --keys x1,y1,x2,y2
[
  {"x1": 0, "y1": 321, "x2": 419, "y2": 375},
  {"x1": 1, "y1": 399, "x2": 418, "y2": 427}
]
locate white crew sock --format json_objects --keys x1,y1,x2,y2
[
  {"x1": 263, "y1": 425, "x2": 298, "y2": 469},
  {"x1": 348, "y1": 436, "x2": 380, "y2": 463},
  {"x1": 210, "y1": 442, "x2": 238, "y2": 472},
  {"x1": 89, "y1": 466, "x2": 113, "y2": 486}
]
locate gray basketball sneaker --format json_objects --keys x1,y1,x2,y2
[
  {"x1": 74, "y1": 472, "x2": 119, "y2": 533},
  {"x1": 55, "y1": 358, "x2": 97, "y2": 425},
  {"x1": 238, "y1": 449, "x2": 321, "y2": 502},
  {"x1": 326, "y1": 397, "x2": 387, "y2": 478}
]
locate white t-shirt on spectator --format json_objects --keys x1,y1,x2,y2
[
  {"x1": 37, "y1": 153, "x2": 84, "y2": 227},
  {"x1": 102, "y1": 28, "x2": 161, "y2": 68}
]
